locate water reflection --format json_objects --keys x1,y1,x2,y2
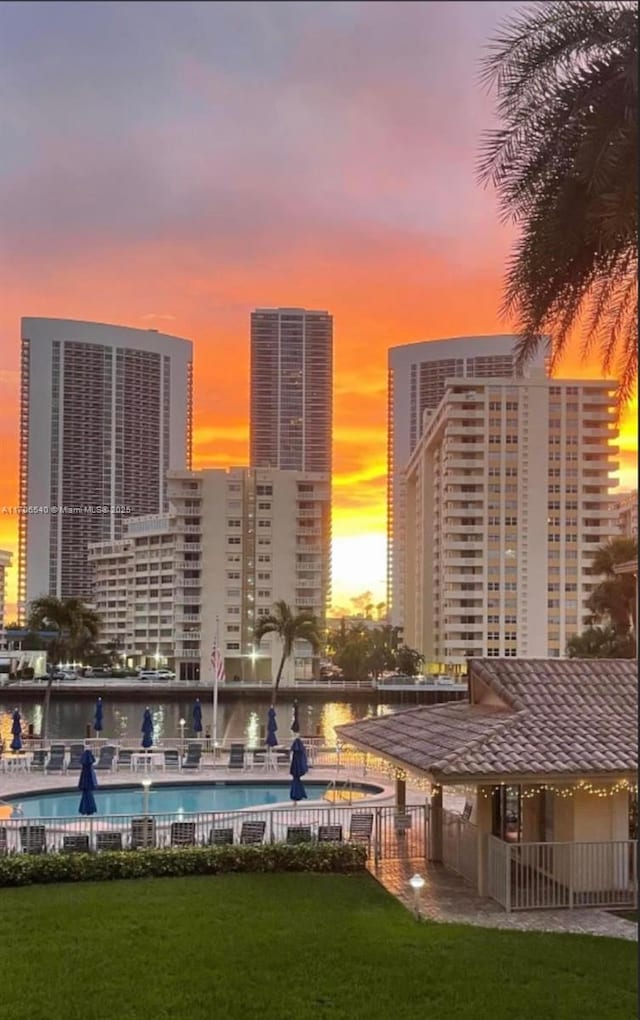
[{"x1": 0, "y1": 696, "x2": 385, "y2": 745}]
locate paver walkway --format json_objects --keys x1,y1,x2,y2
[{"x1": 369, "y1": 856, "x2": 638, "y2": 941}]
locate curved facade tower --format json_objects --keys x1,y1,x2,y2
[{"x1": 18, "y1": 318, "x2": 193, "y2": 614}]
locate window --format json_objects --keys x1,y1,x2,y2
[
  {"x1": 227, "y1": 571, "x2": 240, "y2": 580},
  {"x1": 258, "y1": 520, "x2": 271, "y2": 528},
  {"x1": 228, "y1": 537, "x2": 241, "y2": 546},
  {"x1": 257, "y1": 485, "x2": 273, "y2": 495},
  {"x1": 258, "y1": 502, "x2": 271, "y2": 510},
  {"x1": 227, "y1": 519, "x2": 241, "y2": 528}
]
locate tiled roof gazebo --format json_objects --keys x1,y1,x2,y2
[{"x1": 336, "y1": 659, "x2": 638, "y2": 910}]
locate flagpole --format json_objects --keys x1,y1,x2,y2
[{"x1": 212, "y1": 616, "x2": 220, "y2": 761}]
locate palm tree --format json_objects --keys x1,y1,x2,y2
[
  {"x1": 567, "y1": 624, "x2": 635, "y2": 659},
  {"x1": 254, "y1": 600, "x2": 322, "y2": 703},
  {"x1": 27, "y1": 596, "x2": 101, "y2": 739},
  {"x1": 478, "y1": 1, "x2": 638, "y2": 406},
  {"x1": 586, "y1": 536, "x2": 637, "y2": 634}
]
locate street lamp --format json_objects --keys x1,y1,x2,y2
[
  {"x1": 408, "y1": 873, "x2": 425, "y2": 920},
  {"x1": 179, "y1": 717, "x2": 186, "y2": 757}
]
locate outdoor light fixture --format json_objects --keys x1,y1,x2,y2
[
  {"x1": 141, "y1": 777, "x2": 152, "y2": 817},
  {"x1": 408, "y1": 873, "x2": 425, "y2": 920},
  {"x1": 179, "y1": 717, "x2": 186, "y2": 756}
]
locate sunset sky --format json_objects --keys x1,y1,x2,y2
[{"x1": 0, "y1": 1, "x2": 636, "y2": 615}]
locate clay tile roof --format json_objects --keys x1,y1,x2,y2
[{"x1": 336, "y1": 658, "x2": 638, "y2": 782}]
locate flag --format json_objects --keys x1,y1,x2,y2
[{"x1": 211, "y1": 638, "x2": 226, "y2": 683}]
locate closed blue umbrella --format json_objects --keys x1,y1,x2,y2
[
  {"x1": 141, "y1": 707, "x2": 154, "y2": 749},
  {"x1": 291, "y1": 700, "x2": 300, "y2": 734},
  {"x1": 266, "y1": 706, "x2": 278, "y2": 748},
  {"x1": 10, "y1": 709, "x2": 22, "y2": 752},
  {"x1": 193, "y1": 698, "x2": 203, "y2": 735},
  {"x1": 93, "y1": 697, "x2": 104, "y2": 736},
  {"x1": 289, "y1": 737, "x2": 308, "y2": 804},
  {"x1": 78, "y1": 749, "x2": 98, "y2": 816}
]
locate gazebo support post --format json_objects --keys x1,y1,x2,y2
[
  {"x1": 428, "y1": 785, "x2": 443, "y2": 862},
  {"x1": 395, "y1": 776, "x2": 406, "y2": 810}
]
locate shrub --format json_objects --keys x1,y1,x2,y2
[{"x1": 0, "y1": 842, "x2": 368, "y2": 887}]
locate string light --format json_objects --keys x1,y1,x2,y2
[{"x1": 338, "y1": 745, "x2": 637, "y2": 799}]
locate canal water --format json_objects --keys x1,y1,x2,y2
[{"x1": 0, "y1": 695, "x2": 393, "y2": 747}]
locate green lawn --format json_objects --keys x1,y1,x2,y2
[{"x1": 0, "y1": 874, "x2": 635, "y2": 1020}]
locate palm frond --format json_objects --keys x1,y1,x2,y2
[{"x1": 478, "y1": 1, "x2": 638, "y2": 405}]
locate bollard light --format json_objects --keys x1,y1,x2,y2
[{"x1": 408, "y1": 873, "x2": 425, "y2": 920}]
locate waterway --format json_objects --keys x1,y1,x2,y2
[{"x1": 0, "y1": 693, "x2": 392, "y2": 746}]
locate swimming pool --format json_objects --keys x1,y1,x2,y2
[{"x1": 5, "y1": 781, "x2": 384, "y2": 818}]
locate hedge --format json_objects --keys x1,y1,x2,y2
[{"x1": 0, "y1": 842, "x2": 368, "y2": 887}]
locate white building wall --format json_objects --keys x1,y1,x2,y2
[
  {"x1": 387, "y1": 335, "x2": 545, "y2": 627},
  {"x1": 403, "y1": 375, "x2": 619, "y2": 667}
]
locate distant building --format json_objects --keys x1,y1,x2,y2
[
  {"x1": 617, "y1": 491, "x2": 638, "y2": 538},
  {"x1": 0, "y1": 550, "x2": 12, "y2": 641},
  {"x1": 90, "y1": 468, "x2": 331, "y2": 683},
  {"x1": 19, "y1": 318, "x2": 193, "y2": 614},
  {"x1": 403, "y1": 373, "x2": 619, "y2": 668},
  {"x1": 387, "y1": 335, "x2": 546, "y2": 626},
  {"x1": 250, "y1": 308, "x2": 333, "y2": 474}
]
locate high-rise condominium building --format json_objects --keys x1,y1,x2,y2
[
  {"x1": 617, "y1": 491, "x2": 638, "y2": 538},
  {"x1": 19, "y1": 318, "x2": 193, "y2": 614},
  {"x1": 89, "y1": 468, "x2": 331, "y2": 682},
  {"x1": 250, "y1": 308, "x2": 333, "y2": 474},
  {"x1": 403, "y1": 372, "x2": 619, "y2": 668},
  {"x1": 0, "y1": 550, "x2": 12, "y2": 639},
  {"x1": 387, "y1": 335, "x2": 545, "y2": 626}
]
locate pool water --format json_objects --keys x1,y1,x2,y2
[{"x1": 6, "y1": 781, "x2": 382, "y2": 819}]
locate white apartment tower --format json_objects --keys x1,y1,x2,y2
[
  {"x1": 19, "y1": 318, "x2": 193, "y2": 614},
  {"x1": 89, "y1": 468, "x2": 331, "y2": 682},
  {"x1": 387, "y1": 336, "x2": 545, "y2": 626},
  {"x1": 403, "y1": 373, "x2": 619, "y2": 668},
  {"x1": 250, "y1": 308, "x2": 333, "y2": 474}
]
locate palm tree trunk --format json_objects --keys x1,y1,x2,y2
[{"x1": 272, "y1": 650, "x2": 287, "y2": 705}]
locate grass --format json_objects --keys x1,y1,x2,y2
[{"x1": 0, "y1": 873, "x2": 635, "y2": 1020}]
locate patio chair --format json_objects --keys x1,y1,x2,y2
[
  {"x1": 318, "y1": 824, "x2": 343, "y2": 843},
  {"x1": 19, "y1": 825, "x2": 47, "y2": 854},
  {"x1": 349, "y1": 813, "x2": 374, "y2": 845},
  {"x1": 164, "y1": 749, "x2": 180, "y2": 771},
  {"x1": 227, "y1": 744, "x2": 245, "y2": 770},
  {"x1": 116, "y1": 749, "x2": 133, "y2": 770},
  {"x1": 30, "y1": 749, "x2": 48, "y2": 772},
  {"x1": 95, "y1": 745, "x2": 116, "y2": 771},
  {"x1": 170, "y1": 822, "x2": 196, "y2": 847},
  {"x1": 252, "y1": 749, "x2": 266, "y2": 768},
  {"x1": 276, "y1": 750, "x2": 290, "y2": 767},
  {"x1": 0, "y1": 827, "x2": 7, "y2": 855},
  {"x1": 67, "y1": 744, "x2": 85, "y2": 771},
  {"x1": 62, "y1": 834, "x2": 90, "y2": 853},
  {"x1": 209, "y1": 827, "x2": 234, "y2": 846},
  {"x1": 182, "y1": 744, "x2": 202, "y2": 771},
  {"x1": 240, "y1": 820, "x2": 266, "y2": 845},
  {"x1": 96, "y1": 831, "x2": 123, "y2": 852},
  {"x1": 286, "y1": 826, "x2": 312, "y2": 845},
  {"x1": 46, "y1": 745, "x2": 66, "y2": 773},
  {"x1": 131, "y1": 817, "x2": 156, "y2": 850}
]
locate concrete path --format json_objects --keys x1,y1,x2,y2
[{"x1": 370, "y1": 857, "x2": 638, "y2": 941}]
